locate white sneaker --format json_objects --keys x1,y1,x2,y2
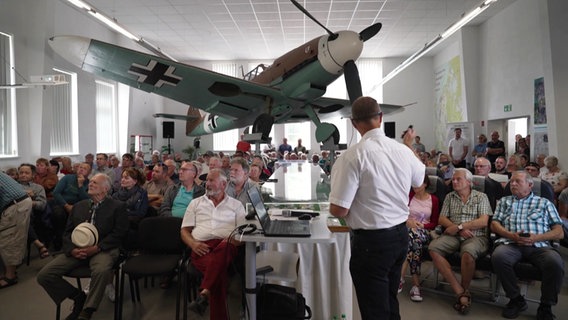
[
  {"x1": 83, "y1": 280, "x2": 90, "y2": 294},
  {"x1": 397, "y1": 279, "x2": 404, "y2": 294},
  {"x1": 105, "y1": 283, "x2": 116, "y2": 302},
  {"x1": 410, "y1": 286, "x2": 423, "y2": 302}
]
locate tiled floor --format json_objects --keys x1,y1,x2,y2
[{"x1": 1, "y1": 247, "x2": 568, "y2": 320}]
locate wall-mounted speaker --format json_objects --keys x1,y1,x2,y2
[
  {"x1": 384, "y1": 122, "x2": 395, "y2": 139},
  {"x1": 163, "y1": 121, "x2": 175, "y2": 139}
]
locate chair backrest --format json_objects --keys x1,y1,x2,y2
[
  {"x1": 426, "y1": 167, "x2": 444, "y2": 179},
  {"x1": 471, "y1": 175, "x2": 503, "y2": 212},
  {"x1": 503, "y1": 177, "x2": 555, "y2": 202},
  {"x1": 138, "y1": 216, "x2": 183, "y2": 254},
  {"x1": 426, "y1": 175, "x2": 447, "y2": 207}
]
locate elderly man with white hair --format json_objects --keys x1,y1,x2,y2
[
  {"x1": 428, "y1": 168, "x2": 492, "y2": 315},
  {"x1": 491, "y1": 170, "x2": 564, "y2": 320},
  {"x1": 37, "y1": 174, "x2": 129, "y2": 320}
]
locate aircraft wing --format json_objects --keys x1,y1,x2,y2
[
  {"x1": 312, "y1": 97, "x2": 406, "y2": 120},
  {"x1": 49, "y1": 36, "x2": 287, "y2": 121}
]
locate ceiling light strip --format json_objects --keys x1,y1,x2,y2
[
  {"x1": 379, "y1": 0, "x2": 498, "y2": 86},
  {"x1": 65, "y1": 0, "x2": 176, "y2": 61}
]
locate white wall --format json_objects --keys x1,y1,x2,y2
[{"x1": 382, "y1": 57, "x2": 436, "y2": 152}]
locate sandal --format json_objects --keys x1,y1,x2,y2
[
  {"x1": 453, "y1": 290, "x2": 471, "y2": 314},
  {"x1": 0, "y1": 277, "x2": 18, "y2": 289},
  {"x1": 37, "y1": 245, "x2": 50, "y2": 259}
]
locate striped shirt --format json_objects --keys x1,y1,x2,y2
[
  {"x1": 493, "y1": 192, "x2": 562, "y2": 247},
  {"x1": 440, "y1": 189, "x2": 492, "y2": 237},
  {"x1": 0, "y1": 172, "x2": 27, "y2": 212}
]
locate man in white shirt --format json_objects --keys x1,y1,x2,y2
[
  {"x1": 329, "y1": 96, "x2": 425, "y2": 320},
  {"x1": 448, "y1": 127, "x2": 469, "y2": 168},
  {"x1": 181, "y1": 169, "x2": 246, "y2": 319}
]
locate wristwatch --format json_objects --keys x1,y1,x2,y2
[{"x1": 457, "y1": 224, "x2": 464, "y2": 231}]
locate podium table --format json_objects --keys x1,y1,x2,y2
[{"x1": 241, "y1": 214, "x2": 355, "y2": 320}]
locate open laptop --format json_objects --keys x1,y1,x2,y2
[{"x1": 247, "y1": 187, "x2": 311, "y2": 237}]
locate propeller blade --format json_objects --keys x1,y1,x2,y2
[
  {"x1": 360, "y1": 23, "x2": 382, "y2": 42},
  {"x1": 290, "y1": 0, "x2": 337, "y2": 40},
  {"x1": 344, "y1": 60, "x2": 362, "y2": 104}
]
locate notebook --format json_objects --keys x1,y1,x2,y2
[{"x1": 247, "y1": 187, "x2": 311, "y2": 237}]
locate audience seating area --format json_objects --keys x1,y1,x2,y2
[{"x1": 420, "y1": 173, "x2": 563, "y2": 304}]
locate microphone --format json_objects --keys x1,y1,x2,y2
[{"x1": 282, "y1": 210, "x2": 319, "y2": 218}]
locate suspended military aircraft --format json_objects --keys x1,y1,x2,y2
[{"x1": 49, "y1": 0, "x2": 403, "y2": 144}]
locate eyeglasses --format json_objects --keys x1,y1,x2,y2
[{"x1": 474, "y1": 165, "x2": 489, "y2": 168}]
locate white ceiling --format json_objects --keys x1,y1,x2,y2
[{"x1": 83, "y1": 0, "x2": 515, "y2": 62}]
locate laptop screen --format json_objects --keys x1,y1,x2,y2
[{"x1": 247, "y1": 187, "x2": 269, "y2": 227}]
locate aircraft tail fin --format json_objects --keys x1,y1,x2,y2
[{"x1": 186, "y1": 106, "x2": 204, "y2": 135}]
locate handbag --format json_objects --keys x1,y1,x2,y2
[{"x1": 257, "y1": 283, "x2": 312, "y2": 320}]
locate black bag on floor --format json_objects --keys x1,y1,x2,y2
[{"x1": 257, "y1": 283, "x2": 312, "y2": 319}]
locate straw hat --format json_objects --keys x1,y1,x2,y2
[{"x1": 71, "y1": 222, "x2": 99, "y2": 248}]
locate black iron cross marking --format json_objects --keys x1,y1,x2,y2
[{"x1": 128, "y1": 60, "x2": 182, "y2": 88}]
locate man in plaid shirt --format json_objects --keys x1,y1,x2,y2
[
  {"x1": 491, "y1": 170, "x2": 564, "y2": 320},
  {"x1": 428, "y1": 168, "x2": 492, "y2": 314}
]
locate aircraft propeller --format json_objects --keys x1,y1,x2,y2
[
  {"x1": 290, "y1": 0, "x2": 382, "y2": 103},
  {"x1": 290, "y1": 0, "x2": 338, "y2": 41}
]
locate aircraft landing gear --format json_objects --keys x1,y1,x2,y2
[
  {"x1": 316, "y1": 123, "x2": 340, "y2": 145},
  {"x1": 252, "y1": 113, "x2": 274, "y2": 141}
]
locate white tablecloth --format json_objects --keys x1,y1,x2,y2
[{"x1": 264, "y1": 232, "x2": 360, "y2": 320}]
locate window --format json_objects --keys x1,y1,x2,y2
[
  {"x1": 50, "y1": 68, "x2": 78, "y2": 155},
  {"x1": 95, "y1": 80, "x2": 117, "y2": 153},
  {"x1": 0, "y1": 32, "x2": 17, "y2": 157},
  {"x1": 213, "y1": 128, "x2": 238, "y2": 152},
  {"x1": 284, "y1": 122, "x2": 311, "y2": 153}
]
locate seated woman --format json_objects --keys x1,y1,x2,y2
[
  {"x1": 399, "y1": 175, "x2": 440, "y2": 302},
  {"x1": 472, "y1": 134, "x2": 487, "y2": 158},
  {"x1": 112, "y1": 167, "x2": 149, "y2": 225}
]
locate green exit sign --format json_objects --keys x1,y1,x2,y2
[{"x1": 504, "y1": 104, "x2": 512, "y2": 112}]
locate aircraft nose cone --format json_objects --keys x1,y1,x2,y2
[
  {"x1": 49, "y1": 35, "x2": 91, "y2": 68},
  {"x1": 327, "y1": 31, "x2": 363, "y2": 67}
]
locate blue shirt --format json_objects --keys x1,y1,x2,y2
[
  {"x1": 493, "y1": 192, "x2": 562, "y2": 247},
  {"x1": 172, "y1": 186, "x2": 194, "y2": 218}
]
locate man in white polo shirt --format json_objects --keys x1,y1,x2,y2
[
  {"x1": 449, "y1": 127, "x2": 469, "y2": 168},
  {"x1": 329, "y1": 96, "x2": 425, "y2": 320}
]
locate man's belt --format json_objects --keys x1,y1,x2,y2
[
  {"x1": 353, "y1": 221, "x2": 406, "y2": 234},
  {"x1": 1, "y1": 194, "x2": 29, "y2": 213}
]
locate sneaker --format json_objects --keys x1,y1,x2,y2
[
  {"x1": 410, "y1": 286, "x2": 423, "y2": 302},
  {"x1": 65, "y1": 291, "x2": 86, "y2": 320},
  {"x1": 537, "y1": 304, "x2": 556, "y2": 320},
  {"x1": 502, "y1": 296, "x2": 528, "y2": 319},
  {"x1": 397, "y1": 279, "x2": 404, "y2": 294},
  {"x1": 188, "y1": 295, "x2": 209, "y2": 316},
  {"x1": 105, "y1": 283, "x2": 116, "y2": 302}
]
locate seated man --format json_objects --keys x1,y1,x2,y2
[
  {"x1": 181, "y1": 169, "x2": 246, "y2": 319},
  {"x1": 37, "y1": 174, "x2": 129, "y2": 320},
  {"x1": 143, "y1": 162, "x2": 174, "y2": 210},
  {"x1": 428, "y1": 168, "x2": 492, "y2": 315},
  {"x1": 491, "y1": 170, "x2": 564, "y2": 320},
  {"x1": 159, "y1": 161, "x2": 205, "y2": 218},
  {"x1": 226, "y1": 157, "x2": 259, "y2": 209}
]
